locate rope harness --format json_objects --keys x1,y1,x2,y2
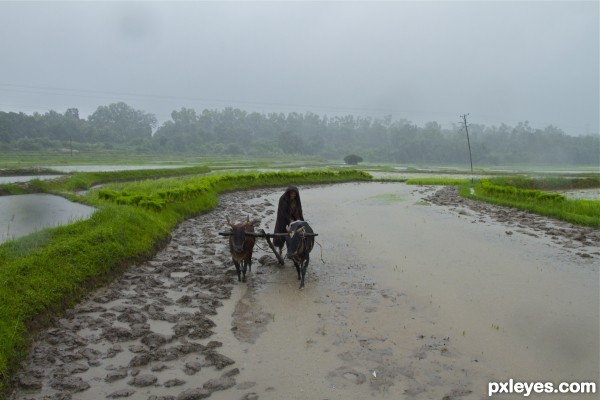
[{"x1": 289, "y1": 232, "x2": 310, "y2": 263}]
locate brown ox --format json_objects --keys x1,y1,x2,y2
[{"x1": 226, "y1": 216, "x2": 256, "y2": 282}]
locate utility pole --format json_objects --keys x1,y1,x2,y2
[{"x1": 460, "y1": 114, "x2": 474, "y2": 183}]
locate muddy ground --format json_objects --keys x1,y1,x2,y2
[
  {"x1": 8, "y1": 183, "x2": 599, "y2": 400},
  {"x1": 426, "y1": 185, "x2": 600, "y2": 258}
]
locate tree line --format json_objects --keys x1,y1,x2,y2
[{"x1": 0, "y1": 102, "x2": 598, "y2": 165}]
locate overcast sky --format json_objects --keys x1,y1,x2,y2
[{"x1": 0, "y1": 1, "x2": 598, "y2": 135}]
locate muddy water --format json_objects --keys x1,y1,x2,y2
[
  {"x1": 9, "y1": 183, "x2": 598, "y2": 400},
  {"x1": 207, "y1": 183, "x2": 599, "y2": 400},
  {"x1": 0, "y1": 194, "x2": 95, "y2": 243}
]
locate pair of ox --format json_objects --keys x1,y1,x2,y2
[{"x1": 223, "y1": 217, "x2": 316, "y2": 289}]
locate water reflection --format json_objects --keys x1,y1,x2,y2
[{"x1": 0, "y1": 194, "x2": 95, "y2": 243}]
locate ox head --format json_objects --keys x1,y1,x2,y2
[
  {"x1": 284, "y1": 221, "x2": 315, "y2": 261},
  {"x1": 226, "y1": 216, "x2": 254, "y2": 253}
]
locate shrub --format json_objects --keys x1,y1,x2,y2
[{"x1": 344, "y1": 154, "x2": 363, "y2": 165}]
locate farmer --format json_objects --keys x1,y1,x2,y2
[{"x1": 273, "y1": 186, "x2": 304, "y2": 254}]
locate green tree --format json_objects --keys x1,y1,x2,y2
[
  {"x1": 344, "y1": 154, "x2": 363, "y2": 165},
  {"x1": 88, "y1": 102, "x2": 156, "y2": 143}
]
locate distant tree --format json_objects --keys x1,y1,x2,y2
[
  {"x1": 344, "y1": 154, "x2": 363, "y2": 165},
  {"x1": 88, "y1": 102, "x2": 156, "y2": 143},
  {"x1": 64, "y1": 108, "x2": 80, "y2": 120}
]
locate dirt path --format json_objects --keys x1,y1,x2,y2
[{"x1": 9, "y1": 183, "x2": 599, "y2": 400}]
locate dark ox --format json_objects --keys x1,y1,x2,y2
[
  {"x1": 226, "y1": 216, "x2": 256, "y2": 282},
  {"x1": 284, "y1": 220, "x2": 315, "y2": 289}
]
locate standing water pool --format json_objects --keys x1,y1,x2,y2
[{"x1": 0, "y1": 194, "x2": 95, "y2": 243}]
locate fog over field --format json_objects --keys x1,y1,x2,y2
[{"x1": 0, "y1": 1, "x2": 598, "y2": 135}]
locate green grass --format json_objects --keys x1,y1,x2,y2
[
  {"x1": 399, "y1": 175, "x2": 599, "y2": 226},
  {"x1": 374, "y1": 174, "x2": 599, "y2": 226},
  {"x1": 459, "y1": 178, "x2": 600, "y2": 227},
  {"x1": 0, "y1": 168, "x2": 371, "y2": 395},
  {"x1": 405, "y1": 177, "x2": 470, "y2": 186},
  {"x1": 485, "y1": 176, "x2": 600, "y2": 191},
  {"x1": 0, "y1": 167, "x2": 63, "y2": 176},
  {"x1": 0, "y1": 184, "x2": 30, "y2": 196}
]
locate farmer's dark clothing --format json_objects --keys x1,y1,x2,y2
[{"x1": 273, "y1": 186, "x2": 304, "y2": 250}]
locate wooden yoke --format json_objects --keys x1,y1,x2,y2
[{"x1": 218, "y1": 229, "x2": 317, "y2": 266}]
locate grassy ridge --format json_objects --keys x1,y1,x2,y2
[
  {"x1": 36, "y1": 165, "x2": 212, "y2": 192},
  {"x1": 459, "y1": 178, "x2": 600, "y2": 227},
  {"x1": 486, "y1": 176, "x2": 600, "y2": 190},
  {"x1": 404, "y1": 175, "x2": 599, "y2": 227},
  {"x1": 0, "y1": 168, "x2": 371, "y2": 395},
  {"x1": 97, "y1": 169, "x2": 371, "y2": 211},
  {"x1": 405, "y1": 177, "x2": 470, "y2": 186}
]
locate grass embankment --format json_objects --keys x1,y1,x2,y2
[
  {"x1": 459, "y1": 177, "x2": 600, "y2": 228},
  {"x1": 403, "y1": 175, "x2": 600, "y2": 227},
  {"x1": 0, "y1": 168, "x2": 371, "y2": 395},
  {"x1": 405, "y1": 177, "x2": 470, "y2": 186}
]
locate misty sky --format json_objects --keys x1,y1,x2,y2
[{"x1": 0, "y1": 1, "x2": 598, "y2": 135}]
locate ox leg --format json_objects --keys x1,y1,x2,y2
[
  {"x1": 294, "y1": 261, "x2": 301, "y2": 281},
  {"x1": 241, "y1": 260, "x2": 248, "y2": 282},
  {"x1": 233, "y1": 260, "x2": 242, "y2": 282},
  {"x1": 299, "y1": 257, "x2": 309, "y2": 289}
]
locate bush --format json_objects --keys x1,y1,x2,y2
[{"x1": 344, "y1": 154, "x2": 363, "y2": 165}]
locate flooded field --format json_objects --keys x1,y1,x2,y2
[
  {"x1": 0, "y1": 194, "x2": 95, "y2": 243},
  {"x1": 9, "y1": 183, "x2": 598, "y2": 399},
  {"x1": 561, "y1": 188, "x2": 600, "y2": 200}
]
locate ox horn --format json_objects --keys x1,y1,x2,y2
[
  {"x1": 286, "y1": 224, "x2": 295, "y2": 238},
  {"x1": 295, "y1": 227, "x2": 318, "y2": 237}
]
